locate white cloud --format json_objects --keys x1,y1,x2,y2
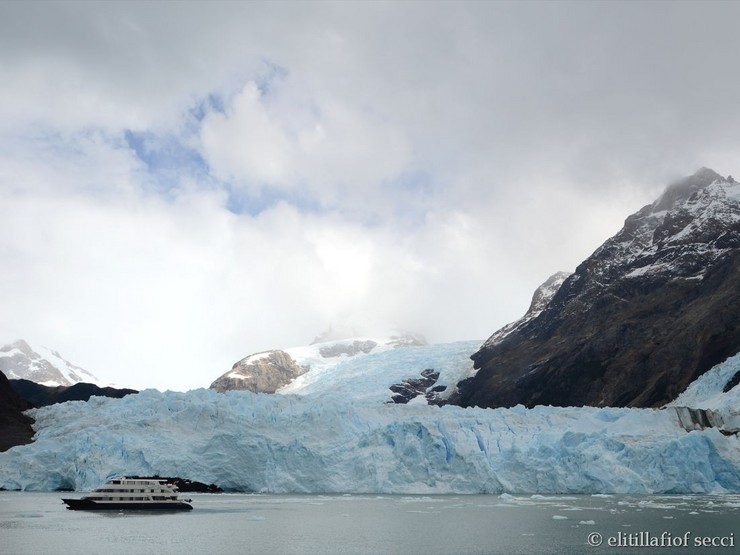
[
  {"x1": 2, "y1": 1, "x2": 740, "y2": 389},
  {"x1": 199, "y1": 77, "x2": 412, "y2": 212},
  {"x1": 200, "y1": 82, "x2": 294, "y2": 185},
  {"x1": 0, "y1": 125, "x2": 525, "y2": 390}
]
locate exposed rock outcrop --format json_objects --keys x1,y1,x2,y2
[
  {"x1": 388, "y1": 369, "x2": 445, "y2": 404},
  {"x1": 210, "y1": 350, "x2": 307, "y2": 393},
  {"x1": 212, "y1": 332, "x2": 428, "y2": 393},
  {"x1": 311, "y1": 329, "x2": 427, "y2": 352},
  {"x1": 451, "y1": 168, "x2": 740, "y2": 409},
  {"x1": 319, "y1": 340, "x2": 378, "y2": 358},
  {"x1": 672, "y1": 407, "x2": 740, "y2": 434}
]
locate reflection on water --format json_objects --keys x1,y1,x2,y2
[{"x1": 1, "y1": 492, "x2": 739, "y2": 554}]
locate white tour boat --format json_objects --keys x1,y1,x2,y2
[{"x1": 62, "y1": 477, "x2": 193, "y2": 511}]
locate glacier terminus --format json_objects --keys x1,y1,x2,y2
[{"x1": 1, "y1": 340, "x2": 740, "y2": 495}]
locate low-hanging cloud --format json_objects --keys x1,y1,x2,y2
[{"x1": 2, "y1": 1, "x2": 740, "y2": 389}]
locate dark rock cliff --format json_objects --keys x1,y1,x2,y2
[
  {"x1": 451, "y1": 168, "x2": 740, "y2": 409},
  {"x1": 10, "y1": 379, "x2": 138, "y2": 408},
  {"x1": 0, "y1": 370, "x2": 34, "y2": 452}
]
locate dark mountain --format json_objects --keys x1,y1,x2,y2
[
  {"x1": 10, "y1": 380, "x2": 138, "y2": 408},
  {"x1": 0, "y1": 370, "x2": 34, "y2": 452},
  {"x1": 451, "y1": 168, "x2": 740, "y2": 409},
  {"x1": 1, "y1": 376, "x2": 137, "y2": 452}
]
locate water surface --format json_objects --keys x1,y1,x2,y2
[{"x1": 2, "y1": 492, "x2": 739, "y2": 554}]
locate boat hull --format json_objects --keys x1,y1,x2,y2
[{"x1": 62, "y1": 498, "x2": 193, "y2": 511}]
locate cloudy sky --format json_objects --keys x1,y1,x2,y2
[{"x1": 2, "y1": 1, "x2": 738, "y2": 390}]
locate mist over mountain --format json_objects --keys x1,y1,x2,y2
[{"x1": 452, "y1": 168, "x2": 740, "y2": 409}]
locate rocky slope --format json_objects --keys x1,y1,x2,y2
[
  {"x1": 0, "y1": 340, "x2": 100, "y2": 386},
  {"x1": 480, "y1": 271, "x2": 571, "y2": 349},
  {"x1": 0, "y1": 377, "x2": 137, "y2": 453},
  {"x1": 210, "y1": 350, "x2": 308, "y2": 393},
  {"x1": 0, "y1": 370, "x2": 34, "y2": 452},
  {"x1": 451, "y1": 168, "x2": 740, "y2": 409}
]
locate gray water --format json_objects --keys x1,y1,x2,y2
[{"x1": 1, "y1": 492, "x2": 739, "y2": 555}]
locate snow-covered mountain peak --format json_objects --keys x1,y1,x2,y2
[
  {"x1": 459, "y1": 168, "x2": 740, "y2": 409},
  {"x1": 524, "y1": 271, "x2": 572, "y2": 319},
  {"x1": 582, "y1": 167, "x2": 738, "y2": 283},
  {"x1": 0, "y1": 339, "x2": 101, "y2": 387},
  {"x1": 651, "y1": 167, "x2": 728, "y2": 212},
  {"x1": 481, "y1": 271, "x2": 571, "y2": 350}
]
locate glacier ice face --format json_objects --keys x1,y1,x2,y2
[
  {"x1": 667, "y1": 353, "x2": 740, "y2": 433},
  {"x1": 3, "y1": 343, "x2": 740, "y2": 494},
  {"x1": 2, "y1": 386, "x2": 740, "y2": 494},
  {"x1": 669, "y1": 353, "x2": 740, "y2": 411}
]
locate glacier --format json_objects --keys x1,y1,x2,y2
[
  {"x1": 668, "y1": 353, "x2": 740, "y2": 411},
  {"x1": 280, "y1": 339, "x2": 481, "y2": 402},
  {"x1": 1, "y1": 343, "x2": 740, "y2": 494}
]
